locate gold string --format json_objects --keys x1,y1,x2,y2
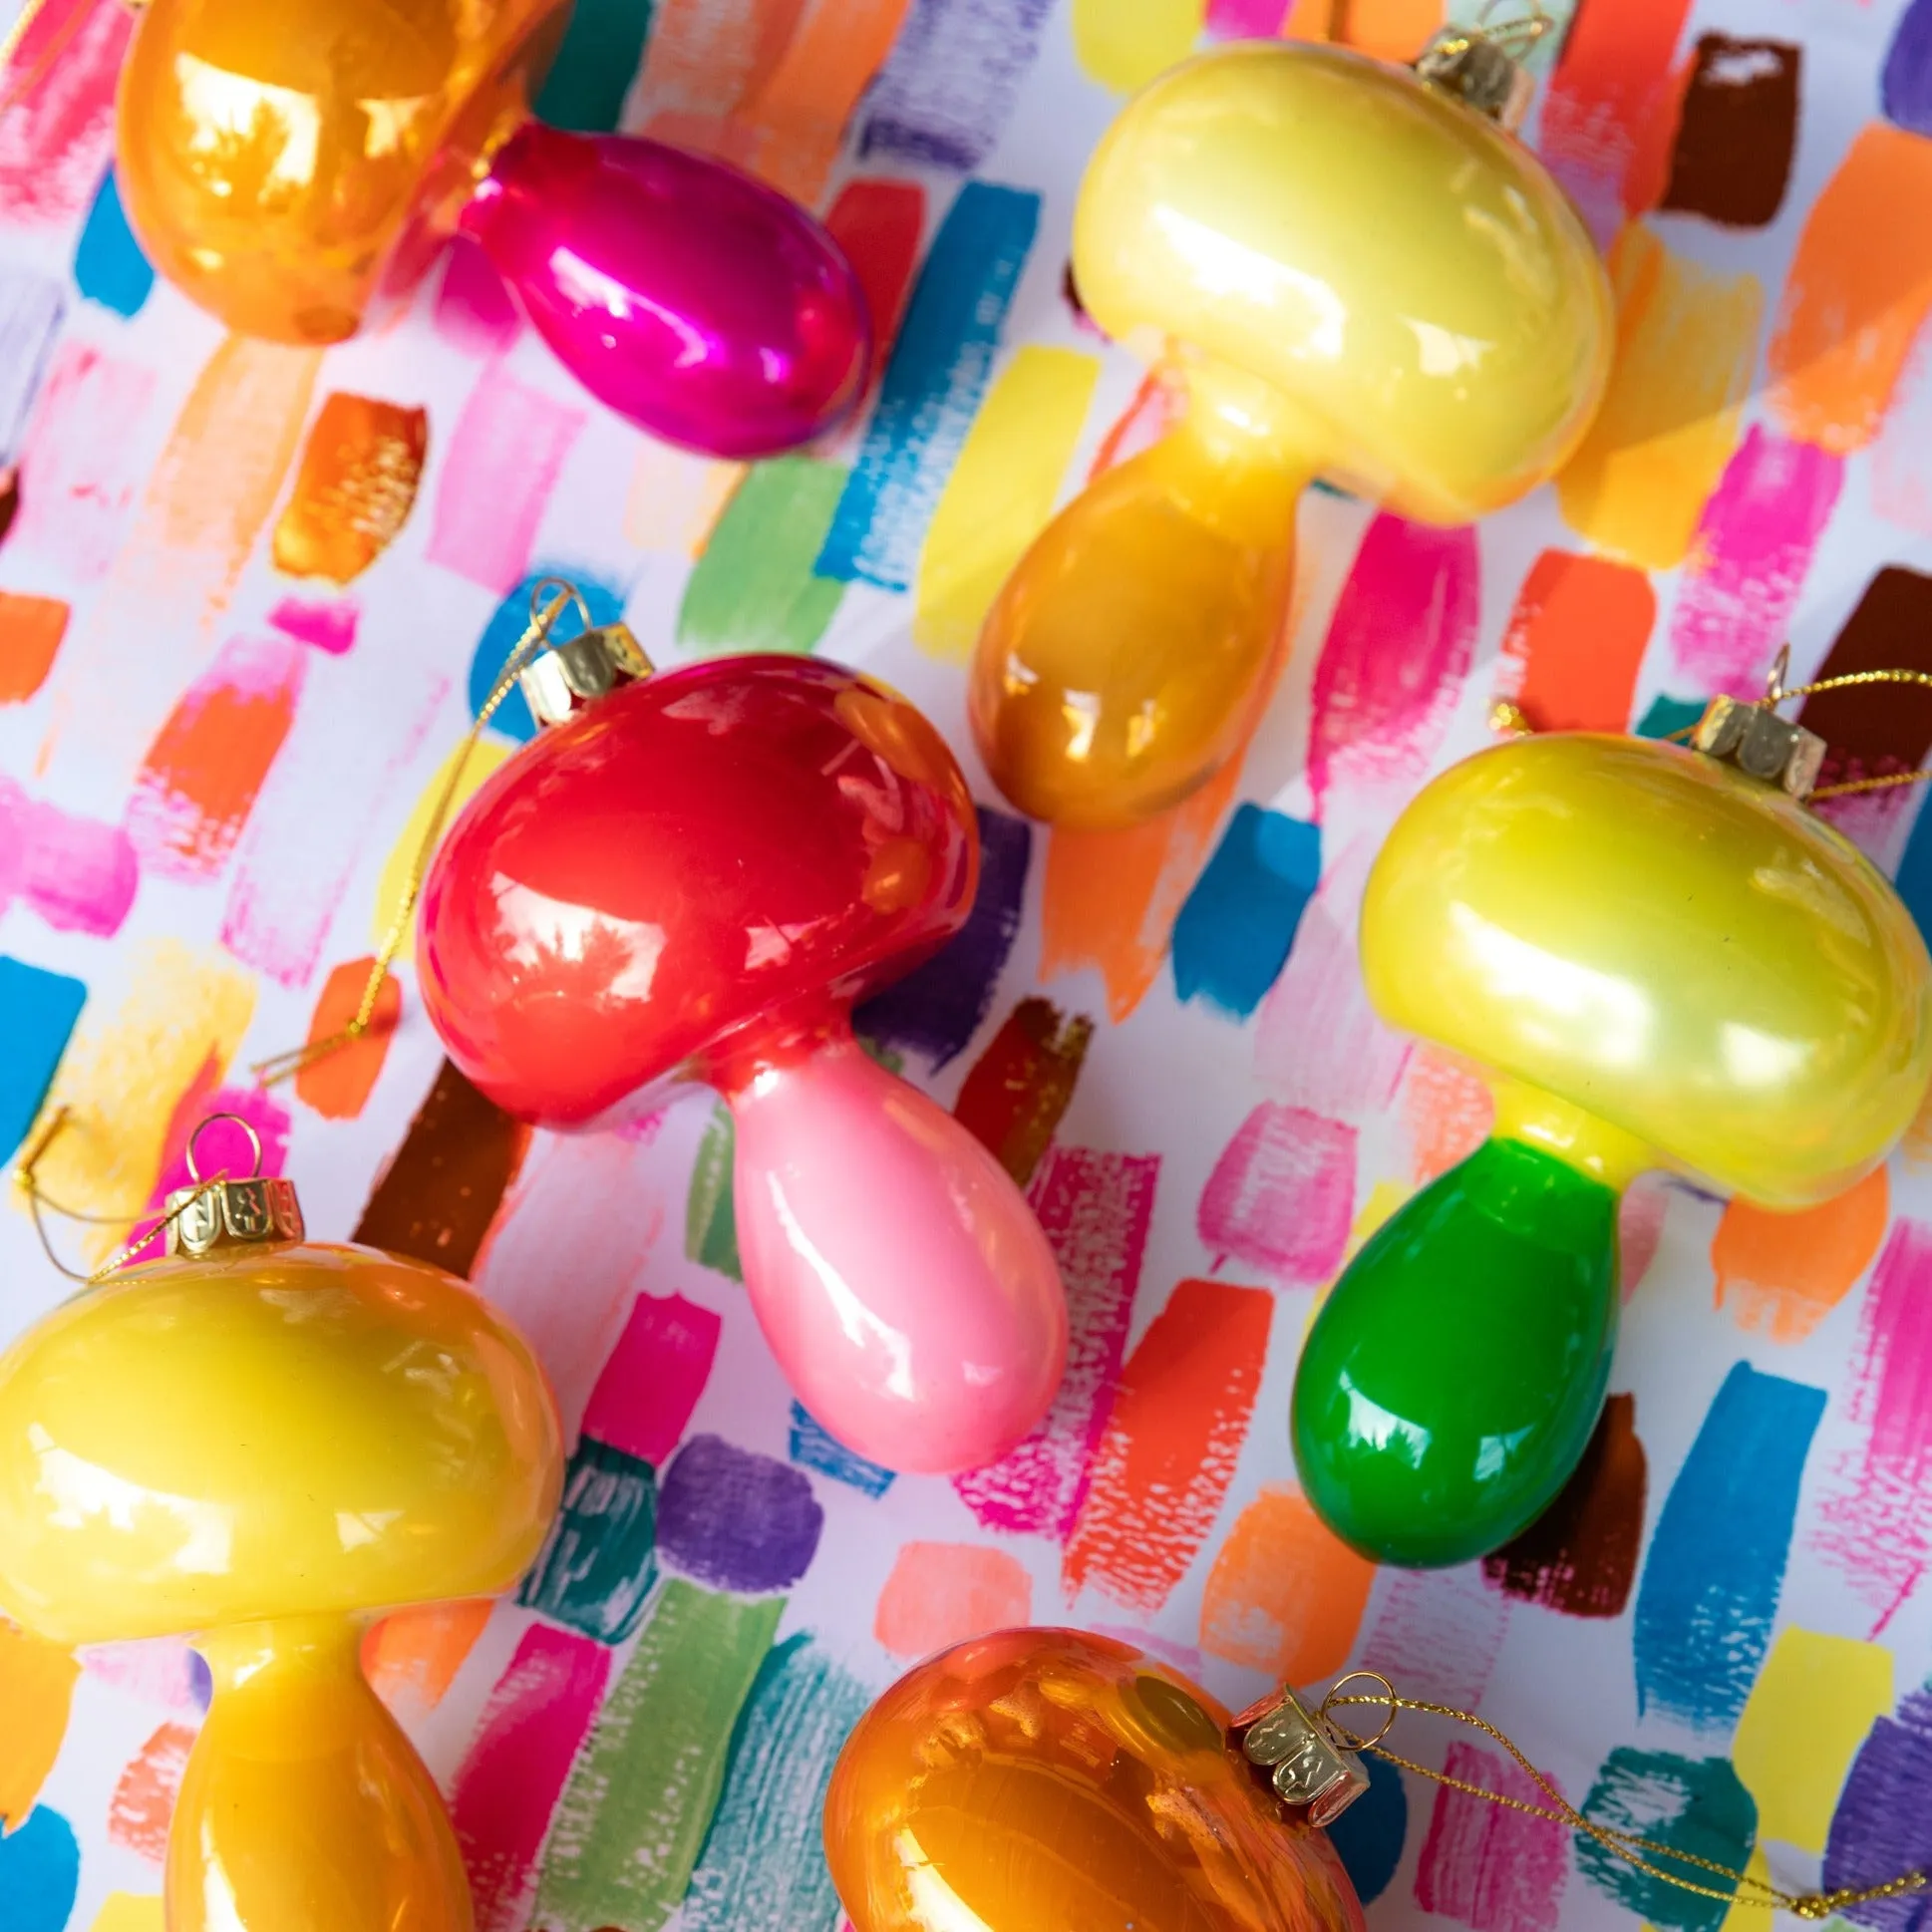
[
  {"x1": 252, "y1": 579, "x2": 588, "y2": 1088},
  {"x1": 1320, "y1": 1686, "x2": 1925, "y2": 1921}
]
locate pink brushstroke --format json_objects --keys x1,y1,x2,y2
[
  {"x1": 1091, "y1": 1624, "x2": 1205, "y2": 1678},
  {"x1": 0, "y1": 0, "x2": 132, "y2": 224},
  {"x1": 1620, "y1": 1177, "x2": 1670, "y2": 1299},
  {"x1": 218, "y1": 654, "x2": 448, "y2": 988},
  {"x1": 1359, "y1": 1565, "x2": 1511, "y2": 1713},
  {"x1": 1813, "y1": 783, "x2": 1917, "y2": 874},
  {"x1": 1308, "y1": 513, "x2": 1478, "y2": 812},
  {"x1": 1198, "y1": 1103, "x2": 1356, "y2": 1287},
  {"x1": 427, "y1": 367, "x2": 586, "y2": 594},
  {"x1": 1205, "y1": 0, "x2": 1287, "y2": 32},
  {"x1": 1668, "y1": 426, "x2": 1843, "y2": 696},
  {"x1": 11, "y1": 340, "x2": 159, "y2": 579},
  {"x1": 81, "y1": 1638, "x2": 205, "y2": 1713},
  {"x1": 1813, "y1": 1217, "x2": 1932, "y2": 1619},
  {"x1": 450, "y1": 1624, "x2": 612, "y2": 1932},
  {"x1": 434, "y1": 236, "x2": 525, "y2": 360},
  {"x1": 0, "y1": 775, "x2": 138, "y2": 935},
  {"x1": 1416, "y1": 1741, "x2": 1570, "y2": 1932},
  {"x1": 1253, "y1": 836, "x2": 1413, "y2": 1122},
  {"x1": 954, "y1": 1144, "x2": 1159, "y2": 1540},
  {"x1": 1874, "y1": 315, "x2": 1932, "y2": 538},
  {"x1": 579, "y1": 1290, "x2": 722, "y2": 1464},
  {"x1": 267, "y1": 594, "x2": 360, "y2": 655},
  {"x1": 145, "y1": 1087, "x2": 291, "y2": 1213}
]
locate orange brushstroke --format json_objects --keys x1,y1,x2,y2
[
  {"x1": 292, "y1": 956, "x2": 402, "y2": 1121},
  {"x1": 1712, "y1": 1166, "x2": 1889, "y2": 1344},
  {"x1": 272, "y1": 393, "x2": 429, "y2": 584},
  {"x1": 1199, "y1": 1484, "x2": 1377, "y2": 1680},
  {"x1": 1086, "y1": 368, "x2": 1182, "y2": 484},
  {"x1": 1333, "y1": 0, "x2": 1441, "y2": 62},
  {"x1": 1064, "y1": 1278, "x2": 1273, "y2": 1611},
  {"x1": 1402, "y1": 1045, "x2": 1492, "y2": 1184},
  {"x1": 0, "y1": 1617, "x2": 79, "y2": 1828},
  {"x1": 0, "y1": 591, "x2": 68, "y2": 702},
  {"x1": 1768, "y1": 125, "x2": 1932, "y2": 458},
  {"x1": 363, "y1": 1599, "x2": 494, "y2": 1711},
  {"x1": 107, "y1": 1721, "x2": 196, "y2": 1862},
  {"x1": 873, "y1": 1541, "x2": 1034, "y2": 1658},
  {"x1": 1496, "y1": 549, "x2": 1656, "y2": 734}
]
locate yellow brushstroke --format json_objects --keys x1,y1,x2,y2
[
  {"x1": 1734, "y1": 1626, "x2": 1893, "y2": 1854},
  {"x1": 27, "y1": 941, "x2": 257, "y2": 1266},
  {"x1": 372, "y1": 739, "x2": 516, "y2": 965},
  {"x1": 89, "y1": 1898, "x2": 165, "y2": 1932},
  {"x1": 0, "y1": 1617, "x2": 79, "y2": 1828},
  {"x1": 1072, "y1": 0, "x2": 1207, "y2": 92},
  {"x1": 623, "y1": 442, "x2": 747, "y2": 558},
  {"x1": 1556, "y1": 224, "x2": 1763, "y2": 571},
  {"x1": 914, "y1": 346, "x2": 1102, "y2": 661},
  {"x1": 1303, "y1": 1180, "x2": 1410, "y2": 1337}
]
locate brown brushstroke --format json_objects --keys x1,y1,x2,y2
[
  {"x1": 353, "y1": 1058, "x2": 530, "y2": 1277},
  {"x1": 1660, "y1": 36, "x2": 1801, "y2": 229},
  {"x1": 1482, "y1": 1394, "x2": 1646, "y2": 1618},
  {"x1": 0, "y1": 465, "x2": 17, "y2": 546},
  {"x1": 1796, "y1": 565, "x2": 1932, "y2": 787},
  {"x1": 953, "y1": 996, "x2": 1095, "y2": 1187}
]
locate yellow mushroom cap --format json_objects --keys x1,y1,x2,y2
[
  {"x1": 1361, "y1": 734, "x2": 1932, "y2": 1206},
  {"x1": 0, "y1": 1242, "x2": 563, "y2": 1646},
  {"x1": 1071, "y1": 42, "x2": 1613, "y2": 522}
]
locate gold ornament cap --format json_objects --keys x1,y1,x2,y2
[
  {"x1": 1692, "y1": 693, "x2": 1826, "y2": 801},
  {"x1": 161, "y1": 1115, "x2": 304, "y2": 1258},
  {"x1": 1415, "y1": 22, "x2": 1537, "y2": 131},
  {"x1": 520, "y1": 621, "x2": 654, "y2": 729},
  {"x1": 1229, "y1": 1679, "x2": 1374, "y2": 1827}
]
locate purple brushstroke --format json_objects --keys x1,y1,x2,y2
[
  {"x1": 1883, "y1": 0, "x2": 1932, "y2": 139},
  {"x1": 656, "y1": 1434, "x2": 824, "y2": 1594},
  {"x1": 857, "y1": 0, "x2": 1057, "y2": 171},
  {"x1": 1823, "y1": 1688, "x2": 1932, "y2": 1929}
]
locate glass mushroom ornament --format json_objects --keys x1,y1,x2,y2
[
  {"x1": 416, "y1": 616, "x2": 1069, "y2": 1475},
  {"x1": 115, "y1": 0, "x2": 871, "y2": 458},
  {"x1": 1291, "y1": 689, "x2": 1932, "y2": 1570},
  {"x1": 0, "y1": 1117, "x2": 564, "y2": 1932},
  {"x1": 824, "y1": 1627, "x2": 1368, "y2": 1932},
  {"x1": 968, "y1": 23, "x2": 1612, "y2": 829}
]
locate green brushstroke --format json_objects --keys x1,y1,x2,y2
[
  {"x1": 685, "y1": 1102, "x2": 743, "y2": 1283},
  {"x1": 677, "y1": 459, "x2": 849, "y2": 657},
  {"x1": 534, "y1": 0, "x2": 657, "y2": 133},
  {"x1": 534, "y1": 1578, "x2": 783, "y2": 1932},
  {"x1": 1576, "y1": 1748, "x2": 1755, "y2": 1932}
]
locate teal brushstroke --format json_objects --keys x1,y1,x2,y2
[
  {"x1": 535, "y1": 0, "x2": 657, "y2": 133},
  {"x1": 517, "y1": 1436, "x2": 658, "y2": 1644},
  {"x1": 1577, "y1": 1748, "x2": 1755, "y2": 1932}
]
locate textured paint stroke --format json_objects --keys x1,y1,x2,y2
[
  {"x1": 353, "y1": 1060, "x2": 530, "y2": 1277},
  {"x1": 1208, "y1": 0, "x2": 1285, "y2": 32},
  {"x1": 0, "y1": 780, "x2": 136, "y2": 936},
  {"x1": 955, "y1": 1144, "x2": 1158, "y2": 1539},
  {"x1": 143, "y1": 1086, "x2": 289, "y2": 1231},
  {"x1": 533, "y1": 1579, "x2": 783, "y2": 1932},
  {"x1": 1577, "y1": 1750, "x2": 1753, "y2": 1932},
  {"x1": 0, "y1": 0, "x2": 133, "y2": 224},
  {"x1": 1797, "y1": 568, "x2": 1932, "y2": 793},
  {"x1": 371, "y1": 739, "x2": 515, "y2": 964},
  {"x1": 1812, "y1": 1218, "x2": 1932, "y2": 1624},
  {"x1": 107, "y1": 1722, "x2": 194, "y2": 1862},
  {"x1": 1768, "y1": 125, "x2": 1932, "y2": 456},
  {"x1": 625, "y1": 444, "x2": 742, "y2": 557},
  {"x1": 657, "y1": 1435, "x2": 824, "y2": 1594},
  {"x1": 450, "y1": 1623, "x2": 613, "y2": 1932},
  {"x1": 1063, "y1": 1278, "x2": 1272, "y2": 1610},
  {"x1": 433, "y1": 236, "x2": 523, "y2": 359},
  {"x1": 126, "y1": 634, "x2": 306, "y2": 880},
  {"x1": 272, "y1": 393, "x2": 429, "y2": 585},
  {"x1": 1873, "y1": 314, "x2": 1932, "y2": 538},
  {"x1": 0, "y1": 271, "x2": 64, "y2": 474},
  {"x1": 1402, "y1": 1044, "x2": 1491, "y2": 1185},
  {"x1": 858, "y1": 805, "x2": 1032, "y2": 1069},
  {"x1": 426, "y1": 366, "x2": 587, "y2": 594},
  {"x1": 1482, "y1": 1393, "x2": 1646, "y2": 1619},
  {"x1": 824, "y1": 179, "x2": 926, "y2": 409},
  {"x1": 1495, "y1": 550, "x2": 1654, "y2": 734},
  {"x1": 1659, "y1": 36, "x2": 1801, "y2": 229},
  {"x1": 1308, "y1": 513, "x2": 1477, "y2": 811},
  {"x1": 684, "y1": 1635, "x2": 872, "y2": 1932},
  {"x1": 790, "y1": 1403, "x2": 896, "y2": 1497},
  {"x1": 1359, "y1": 1563, "x2": 1509, "y2": 1713},
  {"x1": 913, "y1": 344, "x2": 1100, "y2": 660},
  {"x1": 1415, "y1": 1743, "x2": 1569, "y2": 1932},
  {"x1": 518, "y1": 1438, "x2": 660, "y2": 1645},
  {"x1": 857, "y1": 0, "x2": 1056, "y2": 171},
  {"x1": 1633, "y1": 1362, "x2": 1826, "y2": 1731},
  {"x1": 267, "y1": 594, "x2": 358, "y2": 656},
  {"x1": 31, "y1": 940, "x2": 255, "y2": 1266},
  {"x1": 291, "y1": 957, "x2": 402, "y2": 1122},
  {"x1": 0, "y1": 592, "x2": 69, "y2": 701},
  {"x1": 1171, "y1": 805, "x2": 1322, "y2": 1020},
  {"x1": 469, "y1": 567, "x2": 628, "y2": 744},
  {"x1": 73, "y1": 167, "x2": 155, "y2": 317},
  {"x1": 11, "y1": 340, "x2": 155, "y2": 581},
  {"x1": 677, "y1": 458, "x2": 847, "y2": 656},
  {"x1": 1556, "y1": 224, "x2": 1762, "y2": 571},
  {"x1": 685, "y1": 1102, "x2": 744, "y2": 1284},
  {"x1": 0, "y1": 1806, "x2": 80, "y2": 1932},
  {"x1": 581, "y1": 1291, "x2": 722, "y2": 1466},
  {"x1": 952, "y1": 996, "x2": 1095, "y2": 1186},
  {"x1": 1667, "y1": 426, "x2": 1843, "y2": 696},
  {"x1": 534, "y1": 0, "x2": 657, "y2": 132},
  {"x1": 1073, "y1": 0, "x2": 1205, "y2": 92},
  {"x1": 1821, "y1": 1688, "x2": 1932, "y2": 1924},
  {"x1": 1734, "y1": 1627, "x2": 1892, "y2": 1856},
  {"x1": 816, "y1": 182, "x2": 1040, "y2": 591},
  {"x1": 0, "y1": 957, "x2": 86, "y2": 1164},
  {"x1": 0, "y1": 1619, "x2": 80, "y2": 1829},
  {"x1": 79, "y1": 1640, "x2": 205, "y2": 1715},
  {"x1": 363, "y1": 1599, "x2": 493, "y2": 1713},
  {"x1": 874, "y1": 1542, "x2": 1034, "y2": 1658},
  {"x1": 1711, "y1": 1167, "x2": 1888, "y2": 1344},
  {"x1": 1885, "y1": 0, "x2": 1932, "y2": 136},
  {"x1": 87, "y1": 1895, "x2": 162, "y2": 1932},
  {"x1": 1326, "y1": 1755, "x2": 1408, "y2": 1907},
  {"x1": 1198, "y1": 1103, "x2": 1356, "y2": 1289},
  {"x1": 1198, "y1": 1484, "x2": 1375, "y2": 1681}
]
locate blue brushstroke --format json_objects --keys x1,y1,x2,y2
[
  {"x1": 1171, "y1": 805, "x2": 1321, "y2": 1019},
  {"x1": 1633, "y1": 1361, "x2": 1826, "y2": 1732},
  {"x1": 74, "y1": 168, "x2": 155, "y2": 317},
  {"x1": 534, "y1": 0, "x2": 657, "y2": 133},
  {"x1": 1578, "y1": 1750, "x2": 1754, "y2": 1932},
  {"x1": 1883, "y1": 0, "x2": 1932, "y2": 137},
  {"x1": 0, "y1": 1806, "x2": 80, "y2": 1932},
  {"x1": 788, "y1": 1402, "x2": 895, "y2": 1498},
  {"x1": 469, "y1": 567, "x2": 629, "y2": 742},
  {"x1": 685, "y1": 1633, "x2": 872, "y2": 1932},
  {"x1": 1635, "y1": 694, "x2": 1708, "y2": 740},
  {"x1": 1326, "y1": 1752, "x2": 1407, "y2": 1905},
  {"x1": 0, "y1": 958, "x2": 85, "y2": 1164},
  {"x1": 857, "y1": 805, "x2": 1031, "y2": 1068},
  {"x1": 814, "y1": 182, "x2": 1040, "y2": 591},
  {"x1": 857, "y1": 0, "x2": 1057, "y2": 171},
  {"x1": 1894, "y1": 794, "x2": 1932, "y2": 954},
  {"x1": 518, "y1": 1436, "x2": 659, "y2": 1644}
]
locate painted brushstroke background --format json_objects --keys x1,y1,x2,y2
[{"x1": 4, "y1": 1, "x2": 1932, "y2": 1928}]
